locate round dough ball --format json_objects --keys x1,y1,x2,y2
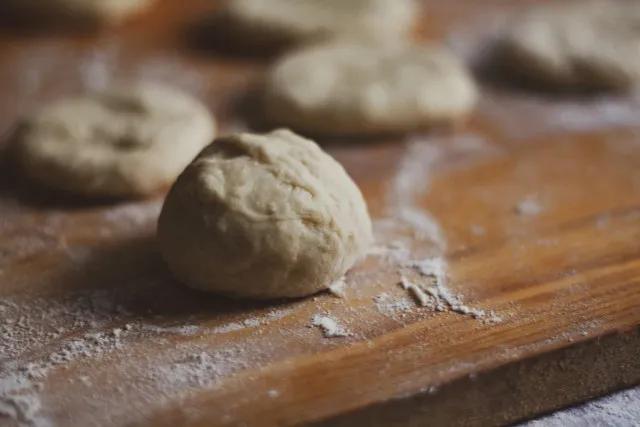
[
  {"x1": 262, "y1": 42, "x2": 478, "y2": 135},
  {"x1": 13, "y1": 84, "x2": 215, "y2": 198},
  {"x1": 3, "y1": 0, "x2": 154, "y2": 25},
  {"x1": 217, "y1": 0, "x2": 418, "y2": 51},
  {"x1": 496, "y1": 0, "x2": 640, "y2": 91},
  {"x1": 158, "y1": 129, "x2": 373, "y2": 299}
]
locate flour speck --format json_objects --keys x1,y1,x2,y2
[{"x1": 311, "y1": 315, "x2": 350, "y2": 338}]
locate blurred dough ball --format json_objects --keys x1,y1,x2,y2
[
  {"x1": 216, "y1": 0, "x2": 418, "y2": 51},
  {"x1": 495, "y1": 0, "x2": 640, "y2": 91},
  {"x1": 263, "y1": 42, "x2": 478, "y2": 136},
  {"x1": 3, "y1": 0, "x2": 155, "y2": 26},
  {"x1": 158, "y1": 129, "x2": 373, "y2": 299},
  {"x1": 14, "y1": 84, "x2": 215, "y2": 198}
]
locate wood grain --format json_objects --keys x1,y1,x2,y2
[{"x1": 1, "y1": 1, "x2": 640, "y2": 426}]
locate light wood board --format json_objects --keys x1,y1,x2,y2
[{"x1": 1, "y1": 1, "x2": 640, "y2": 426}]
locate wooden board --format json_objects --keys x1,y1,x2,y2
[{"x1": 2, "y1": 1, "x2": 640, "y2": 426}]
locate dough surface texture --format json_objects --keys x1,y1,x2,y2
[
  {"x1": 263, "y1": 42, "x2": 478, "y2": 135},
  {"x1": 158, "y1": 129, "x2": 373, "y2": 299},
  {"x1": 218, "y1": 0, "x2": 417, "y2": 50},
  {"x1": 3, "y1": 0, "x2": 154, "y2": 24},
  {"x1": 14, "y1": 84, "x2": 215, "y2": 198},
  {"x1": 497, "y1": 0, "x2": 640, "y2": 90}
]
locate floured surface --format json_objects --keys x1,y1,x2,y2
[
  {"x1": 1, "y1": 0, "x2": 640, "y2": 426},
  {"x1": 523, "y1": 386, "x2": 640, "y2": 426}
]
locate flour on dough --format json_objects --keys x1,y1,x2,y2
[
  {"x1": 495, "y1": 0, "x2": 640, "y2": 91},
  {"x1": 13, "y1": 83, "x2": 215, "y2": 198},
  {"x1": 158, "y1": 129, "x2": 373, "y2": 299},
  {"x1": 263, "y1": 42, "x2": 478, "y2": 136}
]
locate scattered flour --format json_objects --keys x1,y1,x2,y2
[
  {"x1": 310, "y1": 315, "x2": 350, "y2": 338},
  {"x1": 0, "y1": 374, "x2": 50, "y2": 427},
  {"x1": 373, "y1": 133, "x2": 501, "y2": 322},
  {"x1": 267, "y1": 389, "x2": 280, "y2": 398},
  {"x1": 387, "y1": 137, "x2": 447, "y2": 248},
  {"x1": 151, "y1": 347, "x2": 248, "y2": 390},
  {"x1": 102, "y1": 200, "x2": 163, "y2": 229},
  {"x1": 373, "y1": 292, "x2": 414, "y2": 319},
  {"x1": 399, "y1": 276, "x2": 431, "y2": 307},
  {"x1": 522, "y1": 386, "x2": 640, "y2": 427},
  {"x1": 138, "y1": 324, "x2": 201, "y2": 336},
  {"x1": 0, "y1": 324, "x2": 132, "y2": 427},
  {"x1": 367, "y1": 239, "x2": 412, "y2": 264},
  {"x1": 0, "y1": 291, "x2": 291, "y2": 426},
  {"x1": 515, "y1": 196, "x2": 543, "y2": 217},
  {"x1": 0, "y1": 292, "x2": 128, "y2": 426},
  {"x1": 404, "y1": 256, "x2": 501, "y2": 322},
  {"x1": 209, "y1": 308, "x2": 292, "y2": 334}
]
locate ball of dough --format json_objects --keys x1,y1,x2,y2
[
  {"x1": 216, "y1": 0, "x2": 418, "y2": 52},
  {"x1": 13, "y1": 84, "x2": 215, "y2": 198},
  {"x1": 262, "y1": 42, "x2": 478, "y2": 135},
  {"x1": 3, "y1": 0, "x2": 154, "y2": 25},
  {"x1": 495, "y1": 0, "x2": 640, "y2": 91},
  {"x1": 158, "y1": 129, "x2": 373, "y2": 299}
]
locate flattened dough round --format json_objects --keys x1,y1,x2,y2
[
  {"x1": 3, "y1": 0, "x2": 154, "y2": 25},
  {"x1": 14, "y1": 84, "x2": 215, "y2": 198},
  {"x1": 218, "y1": 0, "x2": 418, "y2": 51},
  {"x1": 496, "y1": 0, "x2": 640, "y2": 91},
  {"x1": 263, "y1": 43, "x2": 478, "y2": 135},
  {"x1": 158, "y1": 129, "x2": 373, "y2": 299}
]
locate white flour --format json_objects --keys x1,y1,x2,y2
[
  {"x1": 310, "y1": 315, "x2": 350, "y2": 338},
  {"x1": 209, "y1": 308, "x2": 293, "y2": 334},
  {"x1": 101, "y1": 200, "x2": 163, "y2": 230},
  {"x1": 0, "y1": 285, "x2": 299, "y2": 427},
  {"x1": 373, "y1": 292, "x2": 414, "y2": 319},
  {"x1": 138, "y1": 324, "x2": 201, "y2": 336},
  {"x1": 387, "y1": 137, "x2": 447, "y2": 248},
  {"x1": 522, "y1": 386, "x2": 640, "y2": 426},
  {"x1": 404, "y1": 256, "x2": 500, "y2": 321},
  {"x1": 372, "y1": 134, "x2": 500, "y2": 322},
  {"x1": 399, "y1": 276, "x2": 431, "y2": 307},
  {"x1": 151, "y1": 347, "x2": 248, "y2": 390},
  {"x1": 515, "y1": 196, "x2": 543, "y2": 217}
]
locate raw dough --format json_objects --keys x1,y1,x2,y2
[
  {"x1": 158, "y1": 129, "x2": 373, "y2": 299},
  {"x1": 495, "y1": 0, "x2": 640, "y2": 91},
  {"x1": 263, "y1": 42, "x2": 478, "y2": 135},
  {"x1": 13, "y1": 84, "x2": 215, "y2": 198},
  {"x1": 2, "y1": 0, "x2": 154, "y2": 25},
  {"x1": 216, "y1": 0, "x2": 418, "y2": 51}
]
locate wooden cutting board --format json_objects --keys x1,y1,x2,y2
[{"x1": 1, "y1": 1, "x2": 640, "y2": 426}]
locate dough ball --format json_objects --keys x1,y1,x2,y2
[
  {"x1": 263, "y1": 42, "x2": 478, "y2": 136},
  {"x1": 216, "y1": 0, "x2": 418, "y2": 52},
  {"x1": 13, "y1": 84, "x2": 215, "y2": 198},
  {"x1": 158, "y1": 129, "x2": 373, "y2": 299},
  {"x1": 2, "y1": 0, "x2": 154, "y2": 26},
  {"x1": 495, "y1": 0, "x2": 640, "y2": 91}
]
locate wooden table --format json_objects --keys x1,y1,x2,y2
[{"x1": 1, "y1": 1, "x2": 639, "y2": 426}]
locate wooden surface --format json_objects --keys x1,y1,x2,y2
[{"x1": 2, "y1": 1, "x2": 640, "y2": 426}]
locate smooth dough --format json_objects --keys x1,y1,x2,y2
[
  {"x1": 496, "y1": 0, "x2": 640, "y2": 91},
  {"x1": 3, "y1": 0, "x2": 154, "y2": 25},
  {"x1": 263, "y1": 42, "x2": 478, "y2": 135},
  {"x1": 217, "y1": 0, "x2": 418, "y2": 51},
  {"x1": 158, "y1": 129, "x2": 373, "y2": 299},
  {"x1": 13, "y1": 84, "x2": 215, "y2": 198}
]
